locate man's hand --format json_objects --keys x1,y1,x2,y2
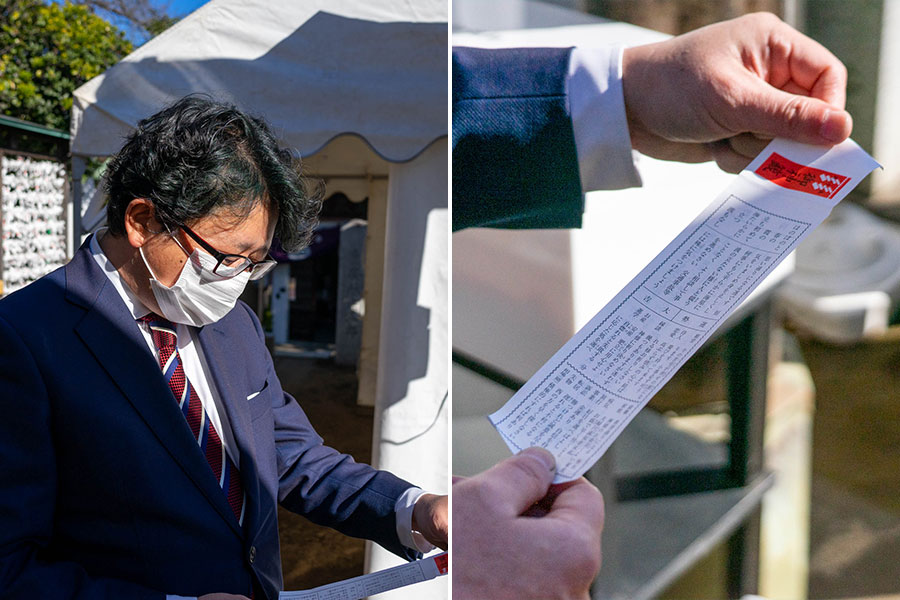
[
  {"x1": 622, "y1": 12, "x2": 852, "y2": 172},
  {"x1": 412, "y1": 493, "x2": 448, "y2": 550},
  {"x1": 452, "y1": 448, "x2": 605, "y2": 600}
]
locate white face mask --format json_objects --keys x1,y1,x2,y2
[{"x1": 140, "y1": 245, "x2": 251, "y2": 327}]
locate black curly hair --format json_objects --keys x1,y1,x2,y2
[{"x1": 104, "y1": 95, "x2": 323, "y2": 252}]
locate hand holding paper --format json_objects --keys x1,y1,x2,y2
[
  {"x1": 622, "y1": 12, "x2": 853, "y2": 172},
  {"x1": 452, "y1": 448, "x2": 604, "y2": 600},
  {"x1": 490, "y1": 138, "x2": 880, "y2": 483}
]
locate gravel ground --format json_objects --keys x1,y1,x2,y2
[{"x1": 272, "y1": 356, "x2": 374, "y2": 590}]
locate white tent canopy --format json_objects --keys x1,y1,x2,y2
[
  {"x1": 69, "y1": 2, "x2": 447, "y2": 597},
  {"x1": 70, "y1": 0, "x2": 446, "y2": 162}
]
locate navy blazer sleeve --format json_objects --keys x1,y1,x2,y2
[
  {"x1": 238, "y1": 303, "x2": 418, "y2": 562},
  {"x1": 452, "y1": 46, "x2": 584, "y2": 231}
]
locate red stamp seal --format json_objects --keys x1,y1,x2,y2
[
  {"x1": 434, "y1": 552, "x2": 449, "y2": 574},
  {"x1": 754, "y1": 152, "x2": 849, "y2": 199}
]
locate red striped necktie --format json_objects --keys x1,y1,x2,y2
[{"x1": 139, "y1": 314, "x2": 246, "y2": 526}]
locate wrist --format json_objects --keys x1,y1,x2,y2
[
  {"x1": 620, "y1": 43, "x2": 654, "y2": 145},
  {"x1": 411, "y1": 493, "x2": 437, "y2": 532},
  {"x1": 412, "y1": 493, "x2": 448, "y2": 550}
]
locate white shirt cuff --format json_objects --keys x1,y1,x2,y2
[
  {"x1": 395, "y1": 487, "x2": 435, "y2": 553},
  {"x1": 166, "y1": 596, "x2": 196, "y2": 600},
  {"x1": 567, "y1": 45, "x2": 642, "y2": 192}
]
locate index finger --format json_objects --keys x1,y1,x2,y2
[
  {"x1": 522, "y1": 481, "x2": 581, "y2": 517},
  {"x1": 767, "y1": 22, "x2": 848, "y2": 109},
  {"x1": 542, "y1": 477, "x2": 605, "y2": 535}
]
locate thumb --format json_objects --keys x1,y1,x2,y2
[
  {"x1": 474, "y1": 447, "x2": 557, "y2": 516},
  {"x1": 734, "y1": 84, "x2": 852, "y2": 145}
]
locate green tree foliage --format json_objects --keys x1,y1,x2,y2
[
  {"x1": 0, "y1": 0, "x2": 133, "y2": 131},
  {"x1": 73, "y1": 0, "x2": 179, "y2": 42}
]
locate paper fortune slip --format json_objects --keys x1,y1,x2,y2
[
  {"x1": 279, "y1": 552, "x2": 448, "y2": 600},
  {"x1": 489, "y1": 138, "x2": 880, "y2": 484}
]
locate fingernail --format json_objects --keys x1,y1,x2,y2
[
  {"x1": 518, "y1": 447, "x2": 556, "y2": 472},
  {"x1": 820, "y1": 110, "x2": 848, "y2": 143}
]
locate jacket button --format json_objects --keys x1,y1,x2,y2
[{"x1": 248, "y1": 546, "x2": 257, "y2": 564}]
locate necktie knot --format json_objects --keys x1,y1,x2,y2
[{"x1": 139, "y1": 313, "x2": 177, "y2": 352}]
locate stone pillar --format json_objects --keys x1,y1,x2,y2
[
  {"x1": 271, "y1": 263, "x2": 291, "y2": 346},
  {"x1": 335, "y1": 219, "x2": 367, "y2": 366}
]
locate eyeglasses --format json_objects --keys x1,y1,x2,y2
[{"x1": 169, "y1": 223, "x2": 277, "y2": 280}]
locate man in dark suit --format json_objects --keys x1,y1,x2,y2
[
  {"x1": 0, "y1": 96, "x2": 447, "y2": 600},
  {"x1": 452, "y1": 12, "x2": 852, "y2": 600}
]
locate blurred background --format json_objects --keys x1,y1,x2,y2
[
  {"x1": 453, "y1": 1, "x2": 900, "y2": 599},
  {"x1": 0, "y1": 1, "x2": 447, "y2": 598}
]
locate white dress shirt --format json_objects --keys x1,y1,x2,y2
[
  {"x1": 90, "y1": 231, "x2": 242, "y2": 467},
  {"x1": 568, "y1": 46, "x2": 643, "y2": 192},
  {"x1": 88, "y1": 232, "x2": 431, "y2": 599}
]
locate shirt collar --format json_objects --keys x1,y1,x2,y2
[{"x1": 89, "y1": 229, "x2": 152, "y2": 320}]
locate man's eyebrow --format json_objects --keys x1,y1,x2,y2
[
  {"x1": 249, "y1": 243, "x2": 271, "y2": 258},
  {"x1": 221, "y1": 242, "x2": 268, "y2": 262},
  {"x1": 232, "y1": 239, "x2": 268, "y2": 254}
]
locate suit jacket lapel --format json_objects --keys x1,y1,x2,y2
[
  {"x1": 197, "y1": 321, "x2": 262, "y2": 538},
  {"x1": 66, "y1": 242, "x2": 243, "y2": 538}
]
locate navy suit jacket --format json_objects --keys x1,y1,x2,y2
[
  {"x1": 452, "y1": 46, "x2": 584, "y2": 231},
  {"x1": 0, "y1": 239, "x2": 416, "y2": 599}
]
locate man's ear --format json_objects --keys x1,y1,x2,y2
[{"x1": 123, "y1": 199, "x2": 161, "y2": 249}]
